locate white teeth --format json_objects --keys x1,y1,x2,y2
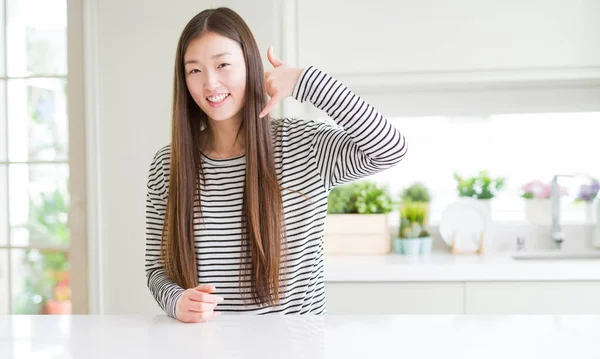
[{"x1": 207, "y1": 94, "x2": 229, "y2": 103}]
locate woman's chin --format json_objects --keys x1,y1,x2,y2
[
  {"x1": 207, "y1": 113, "x2": 236, "y2": 122},
  {"x1": 203, "y1": 107, "x2": 244, "y2": 123}
]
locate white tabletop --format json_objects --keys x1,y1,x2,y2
[{"x1": 2, "y1": 314, "x2": 600, "y2": 358}]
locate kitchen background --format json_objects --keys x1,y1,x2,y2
[{"x1": 1, "y1": 0, "x2": 600, "y2": 316}]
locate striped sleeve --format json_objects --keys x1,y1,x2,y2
[
  {"x1": 145, "y1": 149, "x2": 185, "y2": 319},
  {"x1": 292, "y1": 66, "x2": 407, "y2": 190}
]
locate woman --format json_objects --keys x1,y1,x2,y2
[{"x1": 145, "y1": 7, "x2": 407, "y2": 323}]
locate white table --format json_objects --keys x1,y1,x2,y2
[{"x1": 1, "y1": 314, "x2": 600, "y2": 358}]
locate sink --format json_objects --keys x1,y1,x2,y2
[{"x1": 511, "y1": 250, "x2": 600, "y2": 260}]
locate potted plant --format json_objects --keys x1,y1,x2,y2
[
  {"x1": 574, "y1": 178, "x2": 600, "y2": 223},
  {"x1": 325, "y1": 181, "x2": 393, "y2": 255},
  {"x1": 521, "y1": 179, "x2": 568, "y2": 224},
  {"x1": 453, "y1": 170, "x2": 505, "y2": 212},
  {"x1": 400, "y1": 182, "x2": 431, "y2": 226},
  {"x1": 14, "y1": 188, "x2": 71, "y2": 315},
  {"x1": 401, "y1": 182, "x2": 431, "y2": 203},
  {"x1": 394, "y1": 201, "x2": 431, "y2": 255},
  {"x1": 43, "y1": 267, "x2": 71, "y2": 314}
]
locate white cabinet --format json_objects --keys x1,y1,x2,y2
[
  {"x1": 325, "y1": 281, "x2": 600, "y2": 314},
  {"x1": 297, "y1": 0, "x2": 600, "y2": 76},
  {"x1": 324, "y1": 282, "x2": 464, "y2": 314},
  {"x1": 464, "y1": 281, "x2": 600, "y2": 314},
  {"x1": 291, "y1": 0, "x2": 600, "y2": 117}
]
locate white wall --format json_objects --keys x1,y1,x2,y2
[{"x1": 88, "y1": 0, "x2": 600, "y2": 314}]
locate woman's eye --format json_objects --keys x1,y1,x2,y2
[
  {"x1": 218, "y1": 63, "x2": 230, "y2": 68},
  {"x1": 188, "y1": 69, "x2": 201, "y2": 74}
]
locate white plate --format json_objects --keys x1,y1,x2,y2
[{"x1": 439, "y1": 198, "x2": 491, "y2": 252}]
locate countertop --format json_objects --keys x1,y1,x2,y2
[
  {"x1": 324, "y1": 253, "x2": 600, "y2": 281},
  {"x1": 2, "y1": 314, "x2": 600, "y2": 358}
]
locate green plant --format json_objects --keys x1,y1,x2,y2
[
  {"x1": 400, "y1": 182, "x2": 431, "y2": 203},
  {"x1": 14, "y1": 187, "x2": 70, "y2": 314},
  {"x1": 327, "y1": 181, "x2": 393, "y2": 214},
  {"x1": 453, "y1": 170, "x2": 506, "y2": 200},
  {"x1": 28, "y1": 190, "x2": 69, "y2": 246},
  {"x1": 327, "y1": 185, "x2": 355, "y2": 214},
  {"x1": 399, "y1": 202, "x2": 430, "y2": 238}
]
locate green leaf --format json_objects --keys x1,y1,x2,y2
[
  {"x1": 327, "y1": 181, "x2": 393, "y2": 214},
  {"x1": 453, "y1": 170, "x2": 505, "y2": 199},
  {"x1": 400, "y1": 182, "x2": 431, "y2": 202}
]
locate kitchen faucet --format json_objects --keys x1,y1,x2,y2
[{"x1": 550, "y1": 173, "x2": 595, "y2": 249}]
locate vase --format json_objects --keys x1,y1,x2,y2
[
  {"x1": 477, "y1": 199, "x2": 492, "y2": 214},
  {"x1": 584, "y1": 201, "x2": 594, "y2": 224},
  {"x1": 524, "y1": 199, "x2": 552, "y2": 225},
  {"x1": 43, "y1": 299, "x2": 71, "y2": 315},
  {"x1": 420, "y1": 236, "x2": 433, "y2": 255},
  {"x1": 392, "y1": 238, "x2": 403, "y2": 253},
  {"x1": 402, "y1": 238, "x2": 421, "y2": 255}
]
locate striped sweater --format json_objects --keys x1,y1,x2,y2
[{"x1": 145, "y1": 66, "x2": 408, "y2": 318}]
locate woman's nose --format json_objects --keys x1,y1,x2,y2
[{"x1": 204, "y1": 72, "x2": 220, "y2": 91}]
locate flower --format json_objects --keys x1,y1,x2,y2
[
  {"x1": 521, "y1": 179, "x2": 568, "y2": 199},
  {"x1": 53, "y1": 279, "x2": 71, "y2": 302},
  {"x1": 576, "y1": 178, "x2": 600, "y2": 202}
]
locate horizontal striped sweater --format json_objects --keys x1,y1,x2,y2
[{"x1": 145, "y1": 66, "x2": 408, "y2": 318}]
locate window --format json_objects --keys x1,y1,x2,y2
[
  {"x1": 320, "y1": 111, "x2": 600, "y2": 225},
  {"x1": 1, "y1": 0, "x2": 71, "y2": 314}
]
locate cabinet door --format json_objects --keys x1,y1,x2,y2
[
  {"x1": 297, "y1": 0, "x2": 600, "y2": 75},
  {"x1": 325, "y1": 282, "x2": 464, "y2": 314},
  {"x1": 465, "y1": 281, "x2": 600, "y2": 314}
]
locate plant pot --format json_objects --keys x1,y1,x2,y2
[
  {"x1": 420, "y1": 236, "x2": 433, "y2": 255},
  {"x1": 524, "y1": 198, "x2": 552, "y2": 225},
  {"x1": 401, "y1": 238, "x2": 421, "y2": 255},
  {"x1": 593, "y1": 227, "x2": 600, "y2": 249},
  {"x1": 392, "y1": 238, "x2": 403, "y2": 253},
  {"x1": 324, "y1": 214, "x2": 391, "y2": 255},
  {"x1": 477, "y1": 199, "x2": 492, "y2": 214},
  {"x1": 43, "y1": 299, "x2": 71, "y2": 315},
  {"x1": 584, "y1": 201, "x2": 594, "y2": 224}
]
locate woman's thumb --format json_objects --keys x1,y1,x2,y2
[{"x1": 267, "y1": 47, "x2": 284, "y2": 67}]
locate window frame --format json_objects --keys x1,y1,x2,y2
[{"x1": 0, "y1": 0, "x2": 88, "y2": 314}]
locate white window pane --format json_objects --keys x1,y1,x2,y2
[
  {"x1": 11, "y1": 248, "x2": 71, "y2": 314},
  {"x1": 0, "y1": 80, "x2": 6, "y2": 161},
  {"x1": 8, "y1": 164, "x2": 69, "y2": 247},
  {"x1": 326, "y1": 112, "x2": 600, "y2": 224},
  {"x1": 0, "y1": 0, "x2": 5, "y2": 77},
  {"x1": 0, "y1": 250, "x2": 8, "y2": 314},
  {"x1": 7, "y1": 78, "x2": 68, "y2": 162},
  {"x1": 6, "y1": 0, "x2": 67, "y2": 77},
  {"x1": 0, "y1": 165, "x2": 7, "y2": 246}
]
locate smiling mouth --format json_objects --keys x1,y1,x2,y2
[{"x1": 206, "y1": 93, "x2": 230, "y2": 104}]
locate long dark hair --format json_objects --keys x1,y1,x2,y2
[{"x1": 161, "y1": 7, "x2": 284, "y2": 306}]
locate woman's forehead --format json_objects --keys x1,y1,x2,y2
[{"x1": 185, "y1": 33, "x2": 242, "y2": 62}]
